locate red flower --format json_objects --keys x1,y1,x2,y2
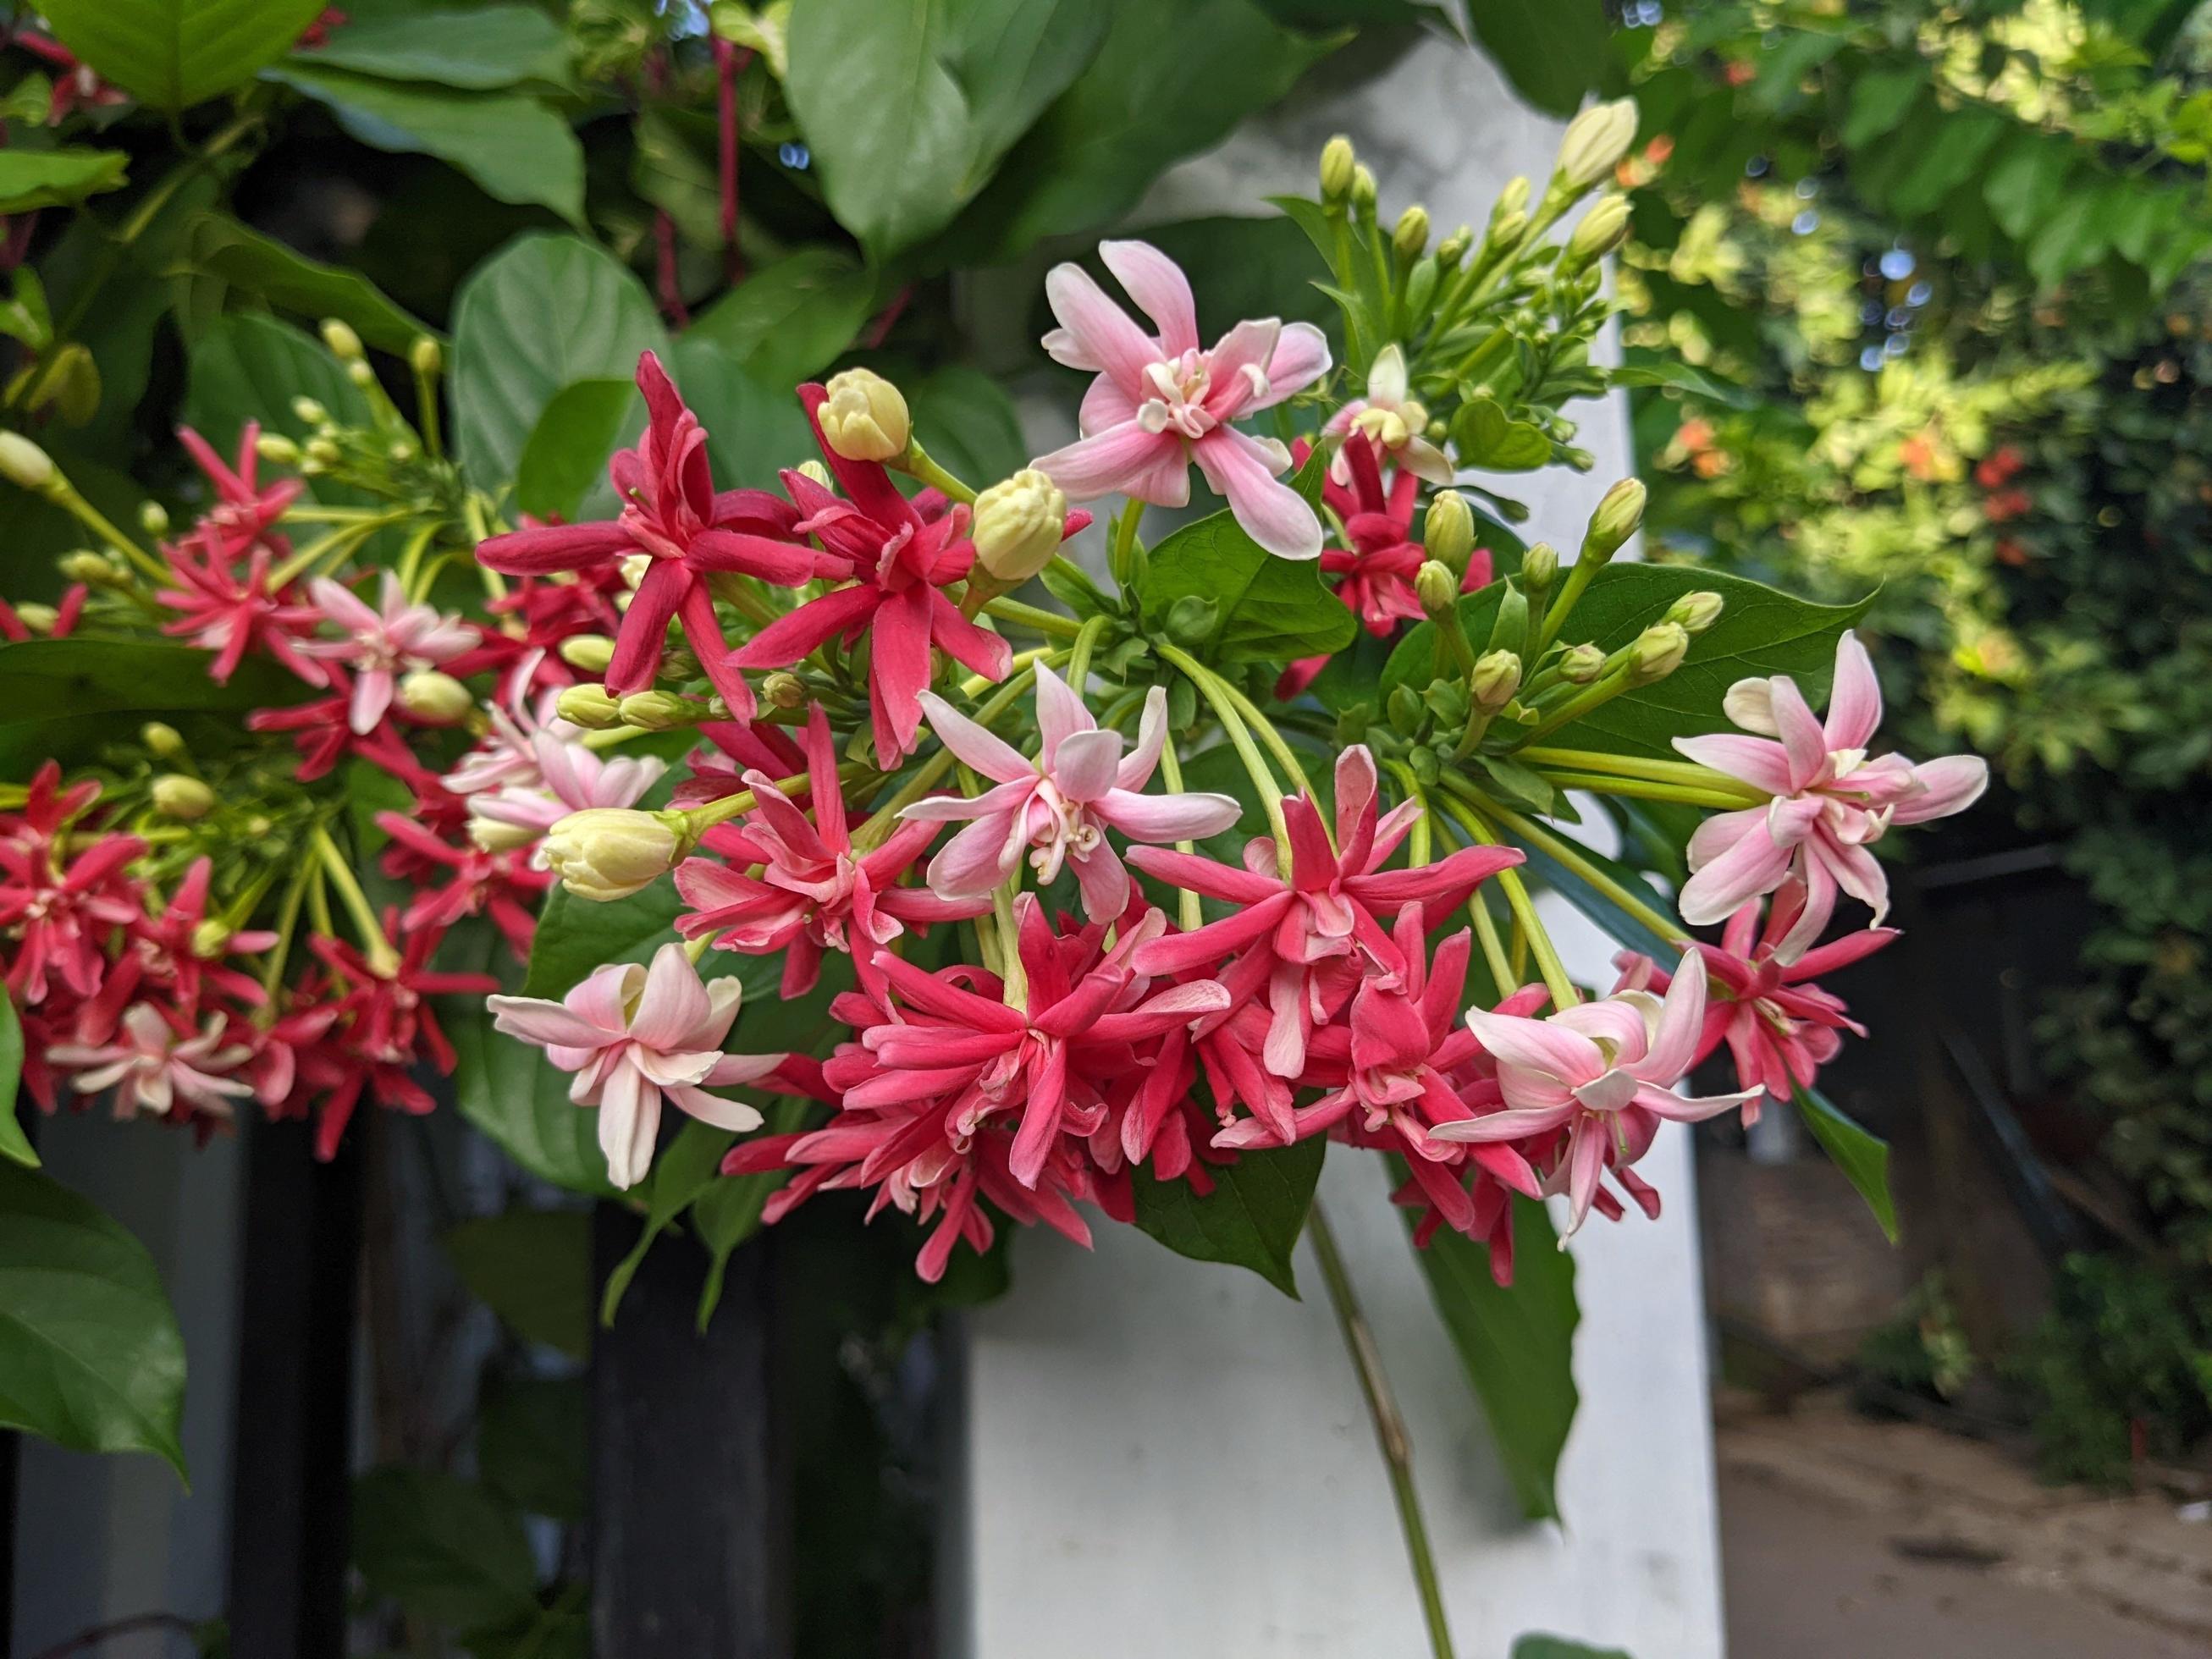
[
  {"x1": 730, "y1": 383, "x2": 1012, "y2": 764},
  {"x1": 0, "y1": 765, "x2": 144, "y2": 1006},
  {"x1": 375, "y1": 811, "x2": 550, "y2": 962},
  {"x1": 477, "y1": 352, "x2": 835, "y2": 718}
]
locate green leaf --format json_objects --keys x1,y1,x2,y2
[
  {"x1": 0, "y1": 637, "x2": 313, "y2": 775},
  {"x1": 267, "y1": 63, "x2": 585, "y2": 225},
  {"x1": 1983, "y1": 135, "x2": 2072, "y2": 243},
  {"x1": 0, "y1": 148, "x2": 129, "y2": 214},
  {"x1": 1840, "y1": 66, "x2": 1924, "y2": 151},
  {"x1": 1464, "y1": 0, "x2": 1607, "y2": 118},
  {"x1": 184, "y1": 311, "x2": 372, "y2": 461},
  {"x1": 1402, "y1": 1187, "x2": 1577, "y2": 1523},
  {"x1": 447, "y1": 1004, "x2": 617, "y2": 1198},
  {"x1": 785, "y1": 0, "x2": 1111, "y2": 262},
  {"x1": 941, "y1": 0, "x2": 1336, "y2": 263},
  {"x1": 1509, "y1": 829, "x2": 1679, "y2": 965},
  {"x1": 1511, "y1": 1638, "x2": 1632, "y2": 1659},
  {"x1": 0, "y1": 989, "x2": 34, "y2": 1169},
  {"x1": 477, "y1": 1373, "x2": 586, "y2": 1521},
  {"x1": 667, "y1": 336, "x2": 816, "y2": 491},
  {"x1": 0, "y1": 1162, "x2": 187, "y2": 1475},
  {"x1": 288, "y1": 4, "x2": 570, "y2": 89},
  {"x1": 523, "y1": 879, "x2": 685, "y2": 999},
  {"x1": 513, "y1": 378, "x2": 637, "y2": 522},
  {"x1": 444, "y1": 1208, "x2": 593, "y2": 1358},
  {"x1": 1130, "y1": 1138, "x2": 1325, "y2": 1298},
  {"x1": 181, "y1": 212, "x2": 439, "y2": 356},
  {"x1": 1607, "y1": 350, "x2": 1755, "y2": 411},
  {"x1": 40, "y1": 0, "x2": 328, "y2": 108},
  {"x1": 351, "y1": 1466, "x2": 539, "y2": 1630},
  {"x1": 1795, "y1": 1084, "x2": 1897, "y2": 1242},
  {"x1": 686, "y1": 249, "x2": 874, "y2": 393},
  {"x1": 907, "y1": 364, "x2": 1029, "y2": 491},
  {"x1": 450, "y1": 233, "x2": 667, "y2": 492},
  {"x1": 1454, "y1": 396, "x2": 1552, "y2": 471},
  {"x1": 1137, "y1": 508, "x2": 1357, "y2": 668}
]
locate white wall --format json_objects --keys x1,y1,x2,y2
[{"x1": 951, "y1": 29, "x2": 1725, "y2": 1659}]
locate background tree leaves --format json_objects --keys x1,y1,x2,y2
[{"x1": 40, "y1": 0, "x2": 329, "y2": 109}]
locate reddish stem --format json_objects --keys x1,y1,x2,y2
[
  {"x1": 714, "y1": 38, "x2": 751, "y2": 285},
  {"x1": 863, "y1": 284, "x2": 913, "y2": 350},
  {"x1": 654, "y1": 210, "x2": 689, "y2": 328}
]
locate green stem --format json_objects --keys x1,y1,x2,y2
[
  {"x1": 1518, "y1": 746, "x2": 1744, "y2": 791},
  {"x1": 1110, "y1": 497, "x2": 1145, "y2": 588},
  {"x1": 48, "y1": 481, "x2": 167, "y2": 584},
  {"x1": 1154, "y1": 741, "x2": 1206, "y2": 933},
  {"x1": 1529, "y1": 769, "x2": 1762, "y2": 811},
  {"x1": 1213, "y1": 672, "x2": 1312, "y2": 809},
  {"x1": 1437, "y1": 791, "x2": 1577, "y2": 1007},
  {"x1": 984, "y1": 597, "x2": 1084, "y2": 639},
  {"x1": 1308, "y1": 1204, "x2": 1459, "y2": 1659},
  {"x1": 1536, "y1": 554, "x2": 1602, "y2": 655},
  {"x1": 852, "y1": 659, "x2": 1053, "y2": 847},
  {"x1": 1514, "y1": 666, "x2": 1631, "y2": 746},
  {"x1": 1158, "y1": 642, "x2": 1291, "y2": 866},
  {"x1": 1065, "y1": 613, "x2": 1106, "y2": 693},
  {"x1": 1469, "y1": 796, "x2": 1685, "y2": 947},
  {"x1": 311, "y1": 826, "x2": 398, "y2": 976},
  {"x1": 899, "y1": 440, "x2": 977, "y2": 504}
]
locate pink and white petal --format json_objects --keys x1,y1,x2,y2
[
  {"x1": 1069, "y1": 839, "x2": 1130, "y2": 923},
  {"x1": 927, "y1": 810, "x2": 1026, "y2": 898},
  {"x1": 667, "y1": 1082, "x2": 766, "y2": 1132},
  {"x1": 1677, "y1": 817, "x2": 1793, "y2": 926},
  {"x1": 597, "y1": 1062, "x2": 659, "y2": 1191},
  {"x1": 1041, "y1": 262, "x2": 1160, "y2": 395},
  {"x1": 1203, "y1": 318, "x2": 1283, "y2": 411},
  {"x1": 1031, "y1": 662, "x2": 1095, "y2": 766},
  {"x1": 1889, "y1": 753, "x2": 1989, "y2": 824},
  {"x1": 1765, "y1": 674, "x2": 1830, "y2": 791},
  {"x1": 916, "y1": 691, "x2": 1033, "y2": 784},
  {"x1": 1823, "y1": 631, "x2": 1883, "y2": 751},
  {"x1": 898, "y1": 780, "x2": 1029, "y2": 823},
  {"x1": 626, "y1": 942, "x2": 714, "y2": 1050},
  {"x1": 1116, "y1": 687, "x2": 1169, "y2": 789},
  {"x1": 1078, "y1": 372, "x2": 1143, "y2": 438},
  {"x1": 1464, "y1": 1006, "x2": 1603, "y2": 1083},
  {"x1": 1632, "y1": 1080, "x2": 1763, "y2": 1123},
  {"x1": 1426, "y1": 1103, "x2": 1576, "y2": 1143},
  {"x1": 1671, "y1": 733, "x2": 1795, "y2": 796},
  {"x1": 1255, "y1": 321, "x2": 1332, "y2": 407},
  {"x1": 1636, "y1": 951, "x2": 1708, "y2": 1084},
  {"x1": 1192, "y1": 427, "x2": 1323, "y2": 561},
  {"x1": 1398, "y1": 436, "x2": 1457, "y2": 485},
  {"x1": 1100, "y1": 239, "x2": 1200, "y2": 356},
  {"x1": 1050, "y1": 728, "x2": 1123, "y2": 803},
  {"x1": 1032, "y1": 421, "x2": 1182, "y2": 504},
  {"x1": 1093, "y1": 786, "x2": 1242, "y2": 842},
  {"x1": 487, "y1": 995, "x2": 615, "y2": 1052}
]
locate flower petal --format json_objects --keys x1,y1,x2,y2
[
  {"x1": 1192, "y1": 427, "x2": 1322, "y2": 560},
  {"x1": 1100, "y1": 239, "x2": 1200, "y2": 356}
]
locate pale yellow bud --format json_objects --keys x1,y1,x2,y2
[
  {"x1": 399, "y1": 670, "x2": 473, "y2": 725},
  {"x1": 818, "y1": 368, "x2": 909, "y2": 463},
  {"x1": 1351, "y1": 164, "x2": 1378, "y2": 212},
  {"x1": 558, "y1": 635, "x2": 617, "y2": 674},
  {"x1": 59, "y1": 550, "x2": 121, "y2": 587},
  {"x1": 1320, "y1": 135, "x2": 1356, "y2": 202},
  {"x1": 1553, "y1": 97, "x2": 1638, "y2": 194},
  {"x1": 796, "y1": 460, "x2": 833, "y2": 490},
  {"x1": 141, "y1": 722, "x2": 185, "y2": 758},
  {"x1": 542, "y1": 807, "x2": 682, "y2": 901},
  {"x1": 1565, "y1": 194, "x2": 1631, "y2": 267},
  {"x1": 1492, "y1": 176, "x2": 1531, "y2": 223},
  {"x1": 1665, "y1": 591, "x2": 1725, "y2": 636},
  {"x1": 1521, "y1": 542, "x2": 1558, "y2": 593},
  {"x1": 1584, "y1": 478, "x2": 1646, "y2": 562},
  {"x1": 139, "y1": 501, "x2": 169, "y2": 537},
  {"x1": 190, "y1": 919, "x2": 233, "y2": 960},
  {"x1": 14, "y1": 602, "x2": 55, "y2": 635},
  {"x1": 151, "y1": 774, "x2": 214, "y2": 820},
  {"x1": 467, "y1": 811, "x2": 541, "y2": 855},
  {"x1": 1471, "y1": 649, "x2": 1522, "y2": 710},
  {"x1": 617, "y1": 690, "x2": 696, "y2": 731},
  {"x1": 1627, "y1": 622, "x2": 1690, "y2": 685},
  {"x1": 555, "y1": 684, "x2": 622, "y2": 730},
  {"x1": 1415, "y1": 559, "x2": 1459, "y2": 618},
  {"x1": 345, "y1": 360, "x2": 375, "y2": 389},
  {"x1": 971, "y1": 468, "x2": 1067, "y2": 581},
  {"x1": 762, "y1": 671, "x2": 807, "y2": 709},
  {"x1": 0, "y1": 430, "x2": 56, "y2": 492},
  {"x1": 410, "y1": 336, "x2": 442, "y2": 376},
  {"x1": 321, "y1": 318, "x2": 365, "y2": 361},
  {"x1": 1558, "y1": 642, "x2": 1606, "y2": 684},
  {"x1": 292, "y1": 397, "x2": 328, "y2": 427},
  {"x1": 1393, "y1": 204, "x2": 1430, "y2": 260},
  {"x1": 256, "y1": 433, "x2": 301, "y2": 467},
  {"x1": 1423, "y1": 490, "x2": 1474, "y2": 574}
]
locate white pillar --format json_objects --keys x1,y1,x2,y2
[{"x1": 949, "y1": 34, "x2": 1724, "y2": 1659}]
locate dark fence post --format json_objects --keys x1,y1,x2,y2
[
  {"x1": 590, "y1": 1204, "x2": 786, "y2": 1658},
  {"x1": 224, "y1": 1114, "x2": 364, "y2": 1659}
]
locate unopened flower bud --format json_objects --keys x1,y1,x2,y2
[
  {"x1": 139, "y1": 501, "x2": 169, "y2": 537},
  {"x1": 1626, "y1": 622, "x2": 1690, "y2": 685},
  {"x1": 796, "y1": 460, "x2": 833, "y2": 490},
  {"x1": 14, "y1": 602, "x2": 55, "y2": 635},
  {"x1": 1415, "y1": 559, "x2": 1459, "y2": 617},
  {"x1": 59, "y1": 549, "x2": 122, "y2": 586},
  {"x1": 1471, "y1": 649, "x2": 1522, "y2": 710},
  {"x1": 293, "y1": 397, "x2": 328, "y2": 427},
  {"x1": 1584, "y1": 477, "x2": 1646, "y2": 561},
  {"x1": 1665, "y1": 590, "x2": 1724, "y2": 636},
  {"x1": 190, "y1": 919, "x2": 232, "y2": 960},
  {"x1": 618, "y1": 690, "x2": 695, "y2": 731},
  {"x1": 762, "y1": 670, "x2": 807, "y2": 709},
  {"x1": 141, "y1": 722, "x2": 185, "y2": 758},
  {"x1": 306, "y1": 436, "x2": 341, "y2": 467},
  {"x1": 256, "y1": 433, "x2": 301, "y2": 467},
  {"x1": 1435, "y1": 224, "x2": 1472, "y2": 267},
  {"x1": 1492, "y1": 175, "x2": 1531, "y2": 223},
  {"x1": 467, "y1": 811, "x2": 541, "y2": 854},
  {"x1": 555, "y1": 684, "x2": 621, "y2": 729},
  {"x1": 321, "y1": 318, "x2": 365, "y2": 361},
  {"x1": 543, "y1": 807, "x2": 682, "y2": 901},
  {"x1": 1565, "y1": 193, "x2": 1631, "y2": 267},
  {"x1": 1423, "y1": 490, "x2": 1475, "y2": 575},
  {"x1": 1558, "y1": 642, "x2": 1606, "y2": 684},
  {"x1": 1393, "y1": 204, "x2": 1430, "y2": 260},
  {"x1": 1553, "y1": 97, "x2": 1638, "y2": 194},
  {"x1": 1520, "y1": 542, "x2": 1558, "y2": 594},
  {"x1": 1350, "y1": 163, "x2": 1377, "y2": 212},
  {"x1": 559, "y1": 635, "x2": 617, "y2": 674},
  {"x1": 151, "y1": 774, "x2": 214, "y2": 819},
  {"x1": 0, "y1": 430, "x2": 56, "y2": 492},
  {"x1": 972, "y1": 467, "x2": 1067, "y2": 581},
  {"x1": 345, "y1": 360, "x2": 375, "y2": 389},
  {"x1": 388, "y1": 439, "x2": 416, "y2": 464},
  {"x1": 410, "y1": 336, "x2": 442, "y2": 376},
  {"x1": 818, "y1": 368, "x2": 909, "y2": 463},
  {"x1": 1487, "y1": 210, "x2": 1528, "y2": 251},
  {"x1": 399, "y1": 670, "x2": 473, "y2": 725},
  {"x1": 1320, "y1": 135, "x2": 1356, "y2": 202}
]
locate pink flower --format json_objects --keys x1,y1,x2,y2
[
  {"x1": 158, "y1": 539, "x2": 328, "y2": 686},
  {"x1": 1674, "y1": 632, "x2": 1987, "y2": 959},
  {"x1": 375, "y1": 812, "x2": 550, "y2": 961},
  {"x1": 301, "y1": 571, "x2": 476, "y2": 734},
  {"x1": 675, "y1": 705, "x2": 989, "y2": 995},
  {"x1": 47, "y1": 1004, "x2": 255, "y2": 1122},
  {"x1": 1323, "y1": 345, "x2": 1454, "y2": 487},
  {"x1": 477, "y1": 353, "x2": 834, "y2": 717},
  {"x1": 1130, "y1": 747, "x2": 1522, "y2": 1077},
  {"x1": 902, "y1": 666, "x2": 1243, "y2": 921},
  {"x1": 1431, "y1": 951, "x2": 1760, "y2": 1233},
  {"x1": 462, "y1": 719, "x2": 666, "y2": 852},
  {"x1": 731, "y1": 387, "x2": 1012, "y2": 764},
  {"x1": 175, "y1": 422, "x2": 303, "y2": 551},
  {"x1": 487, "y1": 942, "x2": 792, "y2": 1189},
  {"x1": 0, "y1": 767, "x2": 145, "y2": 1006},
  {"x1": 1031, "y1": 240, "x2": 1332, "y2": 560}
]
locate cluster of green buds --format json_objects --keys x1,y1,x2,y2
[{"x1": 1305, "y1": 102, "x2": 1642, "y2": 513}]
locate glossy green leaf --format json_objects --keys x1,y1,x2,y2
[
  {"x1": 41, "y1": 0, "x2": 328, "y2": 107},
  {"x1": 184, "y1": 311, "x2": 372, "y2": 460},
  {"x1": 444, "y1": 1208, "x2": 593, "y2": 1358},
  {"x1": 450, "y1": 233, "x2": 667, "y2": 491},
  {"x1": 351, "y1": 1466, "x2": 539, "y2": 1630},
  {"x1": 0, "y1": 990, "x2": 34, "y2": 1169},
  {"x1": 0, "y1": 1162, "x2": 186, "y2": 1475},
  {"x1": 1795, "y1": 1083, "x2": 1897, "y2": 1242},
  {"x1": 289, "y1": 4, "x2": 569, "y2": 88},
  {"x1": 447, "y1": 1005, "x2": 617, "y2": 1198},
  {"x1": 523, "y1": 879, "x2": 685, "y2": 1000},
  {"x1": 785, "y1": 0, "x2": 1110, "y2": 261},
  {"x1": 477, "y1": 1373, "x2": 586, "y2": 1521},
  {"x1": 668, "y1": 337, "x2": 818, "y2": 491},
  {"x1": 1138, "y1": 508, "x2": 1357, "y2": 668},
  {"x1": 1464, "y1": 0, "x2": 1607, "y2": 118},
  {"x1": 0, "y1": 148, "x2": 128, "y2": 214},
  {"x1": 1454, "y1": 396, "x2": 1553, "y2": 471},
  {"x1": 268, "y1": 63, "x2": 584, "y2": 225},
  {"x1": 513, "y1": 378, "x2": 636, "y2": 522},
  {"x1": 1402, "y1": 1184, "x2": 1577, "y2": 1523},
  {"x1": 687, "y1": 249, "x2": 874, "y2": 393},
  {"x1": 0, "y1": 637, "x2": 314, "y2": 775},
  {"x1": 1131, "y1": 1138, "x2": 1325, "y2": 1298},
  {"x1": 181, "y1": 212, "x2": 439, "y2": 356}
]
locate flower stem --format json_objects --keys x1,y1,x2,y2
[
  {"x1": 1473, "y1": 796, "x2": 1685, "y2": 947},
  {"x1": 899, "y1": 440, "x2": 977, "y2": 504},
  {"x1": 983, "y1": 597, "x2": 1084, "y2": 639},
  {"x1": 311, "y1": 826, "x2": 398, "y2": 976},
  {"x1": 1435, "y1": 790, "x2": 1577, "y2": 1007},
  {"x1": 1307, "y1": 1203, "x2": 1458, "y2": 1659},
  {"x1": 1110, "y1": 498, "x2": 1145, "y2": 588},
  {"x1": 1517, "y1": 745, "x2": 1741, "y2": 791},
  {"x1": 1157, "y1": 642, "x2": 1292, "y2": 867},
  {"x1": 1066, "y1": 613, "x2": 1106, "y2": 693},
  {"x1": 1528, "y1": 769, "x2": 1761, "y2": 811},
  {"x1": 1153, "y1": 742, "x2": 1207, "y2": 933}
]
